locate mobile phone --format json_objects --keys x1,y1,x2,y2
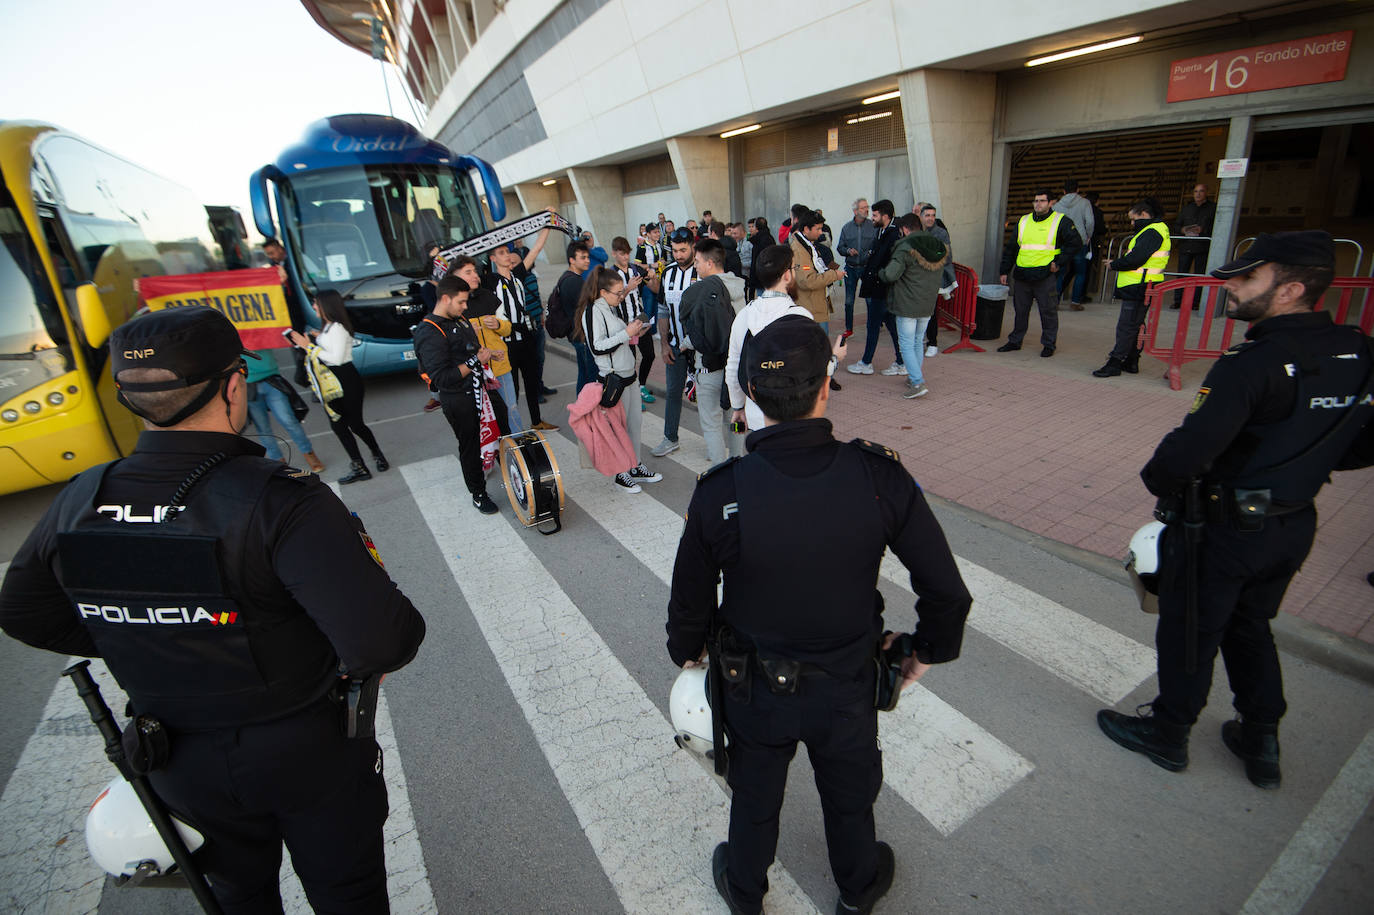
[
  {"x1": 282, "y1": 328, "x2": 295, "y2": 343},
  {"x1": 730, "y1": 421, "x2": 746, "y2": 434},
  {"x1": 840, "y1": 330, "x2": 854, "y2": 342}
]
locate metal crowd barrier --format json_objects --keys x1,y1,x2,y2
[
  {"x1": 934, "y1": 263, "x2": 984, "y2": 353},
  {"x1": 1139, "y1": 275, "x2": 1374, "y2": 391}
]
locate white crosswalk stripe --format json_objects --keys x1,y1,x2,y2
[
  {"x1": 540, "y1": 431, "x2": 1034, "y2": 837},
  {"x1": 401, "y1": 455, "x2": 819, "y2": 914},
  {"x1": 637, "y1": 410, "x2": 1157, "y2": 704}
]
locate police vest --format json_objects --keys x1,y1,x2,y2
[
  {"x1": 722, "y1": 444, "x2": 888, "y2": 677},
  {"x1": 1116, "y1": 222, "x2": 1172, "y2": 288},
  {"x1": 1016, "y1": 212, "x2": 1064, "y2": 268},
  {"x1": 51, "y1": 458, "x2": 340, "y2": 730},
  {"x1": 1226, "y1": 329, "x2": 1374, "y2": 503}
]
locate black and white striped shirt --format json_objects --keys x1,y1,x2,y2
[
  {"x1": 614, "y1": 264, "x2": 645, "y2": 316},
  {"x1": 492, "y1": 271, "x2": 537, "y2": 340},
  {"x1": 661, "y1": 261, "x2": 697, "y2": 349}
]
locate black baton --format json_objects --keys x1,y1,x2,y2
[
  {"x1": 63, "y1": 661, "x2": 225, "y2": 915},
  {"x1": 1182, "y1": 479, "x2": 1205, "y2": 675}
]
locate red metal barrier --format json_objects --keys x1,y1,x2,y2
[
  {"x1": 935, "y1": 263, "x2": 984, "y2": 353},
  {"x1": 1141, "y1": 276, "x2": 1374, "y2": 391}
]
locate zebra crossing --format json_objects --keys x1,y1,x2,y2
[{"x1": 2, "y1": 419, "x2": 1373, "y2": 913}]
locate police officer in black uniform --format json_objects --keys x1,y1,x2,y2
[
  {"x1": 413, "y1": 273, "x2": 501, "y2": 514},
  {"x1": 1098, "y1": 231, "x2": 1374, "y2": 789},
  {"x1": 0, "y1": 306, "x2": 426, "y2": 913},
  {"x1": 667, "y1": 316, "x2": 972, "y2": 915}
]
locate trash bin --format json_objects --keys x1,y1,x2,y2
[{"x1": 972, "y1": 284, "x2": 1008, "y2": 340}]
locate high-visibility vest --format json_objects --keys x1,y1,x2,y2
[
  {"x1": 1015, "y1": 212, "x2": 1064, "y2": 268},
  {"x1": 1116, "y1": 222, "x2": 1172, "y2": 288}
]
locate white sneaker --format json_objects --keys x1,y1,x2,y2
[
  {"x1": 650, "y1": 437, "x2": 680, "y2": 457},
  {"x1": 880, "y1": 363, "x2": 906, "y2": 376},
  {"x1": 629, "y1": 463, "x2": 662, "y2": 483},
  {"x1": 846, "y1": 361, "x2": 874, "y2": 375},
  {"x1": 925, "y1": 345, "x2": 939, "y2": 357},
  {"x1": 903, "y1": 382, "x2": 930, "y2": 399},
  {"x1": 613, "y1": 473, "x2": 642, "y2": 493}
]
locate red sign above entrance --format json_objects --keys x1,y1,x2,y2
[{"x1": 1167, "y1": 31, "x2": 1353, "y2": 103}]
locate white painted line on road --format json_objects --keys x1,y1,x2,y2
[
  {"x1": 403, "y1": 455, "x2": 819, "y2": 914},
  {"x1": 0, "y1": 658, "x2": 115, "y2": 915},
  {"x1": 543, "y1": 433, "x2": 1032, "y2": 837},
  {"x1": 1240, "y1": 728, "x2": 1374, "y2": 915},
  {"x1": 637, "y1": 411, "x2": 1156, "y2": 706},
  {"x1": 884, "y1": 555, "x2": 1157, "y2": 705},
  {"x1": 879, "y1": 687, "x2": 1034, "y2": 835}
]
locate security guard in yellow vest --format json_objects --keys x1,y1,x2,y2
[
  {"x1": 1094, "y1": 198, "x2": 1172, "y2": 377},
  {"x1": 998, "y1": 188, "x2": 1083, "y2": 357}
]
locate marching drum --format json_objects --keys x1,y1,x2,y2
[{"x1": 498, "y1": 431, "x2": 565, "y2": 534}]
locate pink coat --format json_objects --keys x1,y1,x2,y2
[{"x1": 567, "y1": 383, "x2": 636, "y2": 477}]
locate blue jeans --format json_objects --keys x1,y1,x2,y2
[
  {"x1": 494, "y1": 371, "x2": 523, "y2": 433},
  {"x1": 573, "y1": 340, "x2": 598, "y2": 394},
  {"x1": 895, "y1": 316, "x2": 930, "y2": 386},
  {"x1": 247, "y1": 381, "x2": 314, "y2": 461},
  {"x1": 663, "y1": 344, "x2": 689, "y2": 443},
  {"x1": 842, "y1": 272, "x2": 861, "y2": 332},
  {"x1": 1058, "y1": 249, "x2": 1091, "y2": 303},
  {"x1": 860, "y1": 296, "x2": 902, "y2": 366}
]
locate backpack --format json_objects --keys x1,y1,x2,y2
[{"x1": 544, "y1": 272, "x2": 576, "y2": 339}]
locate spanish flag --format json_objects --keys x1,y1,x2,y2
[{"x1": 140, "y1": 268, "x2": 290, "y2": 348}]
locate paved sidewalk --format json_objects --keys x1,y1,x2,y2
[{"x1": 535, "y1": 267, "x2": 1374, "y2": 645}]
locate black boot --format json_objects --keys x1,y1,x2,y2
[
  {"x1": 1092, "y1": 358, "x2": 1123, "y2": 378},
  {"x1": 1222, "y1": 718, "x2": 1281, "y2": 789},
  {"x1": 836, "y1": 841, "x2": 895, "y2": 915},
  {"x1": 337, "y1": 460, "x2": 372, "y2": 485},
  {"x1": 1122, "y1": 349, "x2": 1141, "y2": 374},
  {"x1": 373, "y1": 452, "x2": 390, "y2": 472},
  {"x1": 712, "y1": 843, "x2": 758, "y2": 915},
  {"x1": 1097, "y1": 704, "x2": 1189, "y2": 771}
]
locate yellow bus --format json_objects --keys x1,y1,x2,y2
[{"x1": 0, "y1": 121, "x2": 226, "y2": 496}]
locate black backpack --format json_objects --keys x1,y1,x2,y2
[{"x1": 544, "y1": 272, "x2": 576, "y2": 339}]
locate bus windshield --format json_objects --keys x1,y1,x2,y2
[
  {"x1": 0, "y1": 187, "x2": 72, "y2": 398},
  {"x1": 281, "y1": 163, "x2": 484, "y2": 293}
]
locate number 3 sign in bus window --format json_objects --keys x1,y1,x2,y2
[{"x1": 1167, "y1": 31, "x2": 1353, "y2": 103}]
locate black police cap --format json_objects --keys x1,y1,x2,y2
[
  {"x1": 1212, "y1": 230, "x2": 1335, "y2": 279},
  {"x1": 110, "y1": 306, "x2": 258, "y2": 392},
  {"x1": 745, "y1": 315, "x2": 832, "y2": 396}
]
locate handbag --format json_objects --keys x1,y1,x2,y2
[
  {"x1": 599, "y1": 372, "x2": 630, "y2": 409},
  {"x1": 263, "y1": 374, "x2": 309, "y2": 422}
]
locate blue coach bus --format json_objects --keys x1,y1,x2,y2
[{"x1": 249, "y1": 114, "x2": 505, "y2": 375}]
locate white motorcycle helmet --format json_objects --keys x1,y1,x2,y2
[
  {"x1": 670, "y1": 666, "x2": 717, "y2": 758},
  {"x1": 1125, "y1": 520, "x2": 1166, "y2": 614},
  {"x1": 86, "y1": 778, "x2": 205, "y2": 879}
]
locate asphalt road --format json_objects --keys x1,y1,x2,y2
[{"x1": 1, "y1": 349, "x2": 1371, "y2": 915}]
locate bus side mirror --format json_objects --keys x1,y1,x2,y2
[{"x1": 75, "y1": 283, "x2": 112, "y2": 349}]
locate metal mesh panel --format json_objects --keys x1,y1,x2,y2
[{"x1": 742, "y1": 102, "x2": 906, "y2": 174}]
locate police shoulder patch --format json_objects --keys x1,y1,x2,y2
[
  {"x1": 1189, "y1": 386, "x2": 1210, "y2": 414},
  {"x1": 851, "y1": 438, "x2": 900, "y2": 462},
  {"x1": 696, "y1": 456, "x2": 740, "y2": 483},
  {"x1": 272, "y1": 465, "x2": 319, "y2": 483}
]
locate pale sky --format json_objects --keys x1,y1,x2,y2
[{"x1": 1, "y1": 0, "x2": 418, "y2": 237}]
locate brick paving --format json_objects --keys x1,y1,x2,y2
[{"x1": 537, "y1": 266, "x2": 1374, "y2": 644}]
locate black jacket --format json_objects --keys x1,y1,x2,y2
[
  {"x1": 720, "y1": 236, "x2": 743, "y2": 277},
  {"x1": 860, "y1": 223, "x2": 900, "y2": 299},
  {"x1": 667, "y1": 420, "x2": 971, "y2": 669},
  {"x1": 679, "y1": 274, "x2": 736, "y2": 369},
  {"x1": 413, "y1": 312, "x2": 482, "y2": 394}
]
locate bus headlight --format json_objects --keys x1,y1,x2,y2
[
  {"x1": 23, "y1": 401, "x2": 41, "y2": 414},
  {"x1": 47, "y1": 392, "x2": 65, "y2": 406},
  {"x1": 1, "y1": 409, "x2": 18, "y2": 422}
]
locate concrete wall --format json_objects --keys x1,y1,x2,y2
[
  {"x1": 787, "y1": 161, "x2": 876, "y2": 239},
  {"x1": 1000, "y1": 12, "x2": 1374, "y2": 141},
  {"x1": 622, "y1": 188, "x2": 687, "y2": 235}
]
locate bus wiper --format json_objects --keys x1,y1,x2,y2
[{"x1": 0, "y1": 352, "x2": 38, "y2": 360}]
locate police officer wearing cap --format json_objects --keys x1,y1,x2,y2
[
  {"x1": 1098, "y1": 231, "x2": 1374, "y2": 789},
  {"x1": 0, "y1": 306, "x2": 426, "y2": 912},
  {"x1": 667, "y1": 315, "x2": 972, "y2": 915}
]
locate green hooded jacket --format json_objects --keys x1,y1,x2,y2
[{"x1": 878, "y1": 231, "x2": 949, "y2": 319}]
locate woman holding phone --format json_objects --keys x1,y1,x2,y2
[{"x1": 288, "y1": 290, "x2": 388, "y2": 484}]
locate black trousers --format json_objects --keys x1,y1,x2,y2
[
  {"x1": 327, "y1": 362, "x2": 382, "y2": 463},
  {"x1": 149, "y1": 697, "x2": 389, "y2": 915},
  {"x1": 637, "y1": 334, "x2": 656, "y2": 387},
  {"x1": 1152, "y1": 507, "x2": 1316, "y2": 728},
  {"x1": 1007, "y1": 274, "x2": 1059, "y2": 348},
  {"x1": 722, "y1": 668, "x2": 882, "y2": 910},
  {"x1": 508, "y1": 336, "x2": 542, "y2": 425},
  {"x1": 1108, "y1": 287, "x2": 1147, "y2": 361},
  {"x1": 1173, "y1": 247, "x2": 1210, "y2": 304},
  {"x1": 439, "y1": 388, "x2": 487, "y2": 496}
]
